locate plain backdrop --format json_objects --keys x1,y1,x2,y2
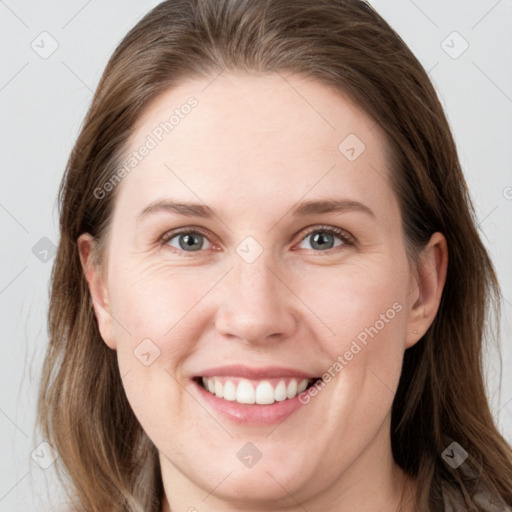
[{"x1": 0, "y1": 0, "x2": 511, "y2": 510}]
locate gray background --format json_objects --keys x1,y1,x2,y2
[{"x1": 1, "y1": 0, "x2": 511, "y2": 510}]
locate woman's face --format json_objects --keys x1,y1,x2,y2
[{"x1": 80, "y1": 73, "x2": 444, "y2": 509}]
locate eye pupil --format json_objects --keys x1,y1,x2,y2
[
  {"x1": 179, "y1": 233, "x2": 203, "y2": 251},
  {"x1": 311, "y1": 232, "x2": 335, "y2": 250},
  {"x1": 169, "y1": 228, "x2": 344, "y2": 254}
]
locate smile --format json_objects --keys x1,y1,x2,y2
[{"x1": 198, "y1": 376, "x2": 318, "y2": 405}]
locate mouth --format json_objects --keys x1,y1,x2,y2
[{"x1": 193, "y1": 375, "x2": 322, "y2": 405}]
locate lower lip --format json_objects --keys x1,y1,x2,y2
[{"x1": 192, "y1": 379, "x2": 314, "y2": 425}]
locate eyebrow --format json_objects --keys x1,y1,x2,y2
[{"x1": 137, "y1": 198, "x2": 375, "y2": 220}]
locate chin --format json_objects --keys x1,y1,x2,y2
[
  {"x1": 204, "y1": 473, "x2": 308, "y2": 507},
  {"x1": 199, "y1": 457, "x2": 320, "y2": 506}
]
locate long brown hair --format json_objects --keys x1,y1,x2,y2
[{"x1": 37, "y1": 1, "x2": 512, "y2": 510}]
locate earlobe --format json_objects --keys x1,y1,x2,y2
[
  {"x1": 77, "y1": 233, "x2": 117, "y2": 350},
  {"x1": 405, "y1": 232, "x2": 448, "y2": 348}
]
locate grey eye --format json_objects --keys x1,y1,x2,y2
[
  {"x1": 298, "y1": 230, "x2": 345, "y2": 251},
  {"x1": 166, "y1": 232, "x2": 212, "y2": 252}
]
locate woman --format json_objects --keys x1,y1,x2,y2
[{"x1": 37, "y1": 0, "x2": 512, "y2": 511}]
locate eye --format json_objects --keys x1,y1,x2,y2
[
  {"x1": 162, "y1": 228, "x2": 213, "y2": 253},
  {"x1": 160, "y1": 225, "x2": 354, "y2": 256},
  {"x1": 296, "y1": 225, "x2": 354, "y2": 252}
]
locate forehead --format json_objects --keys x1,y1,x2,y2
[{"x1": 113, "y1": 72, "x2": 396, "y2": 223}]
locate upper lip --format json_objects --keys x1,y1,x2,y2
[{"x1": 195, "y1": 365, "x2": 319, "y2": 380}]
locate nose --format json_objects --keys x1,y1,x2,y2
[{"x1": 214, "y1": 251, "x2": 298, "y2": 345}]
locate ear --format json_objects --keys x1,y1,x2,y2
[
  {"x1": 77, "y1": 233, "x2": 116, "y2": 350},
  {"x1": 405, "y1": 232, "x2": 448, "y2": 348}
]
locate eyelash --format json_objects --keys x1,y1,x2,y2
[{"x1": 160, "y1": 225, "x2": 355, "y2": 256}]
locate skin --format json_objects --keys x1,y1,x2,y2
[{"x1": 79, "y1": 72, "x2": 448, "y2": 512}]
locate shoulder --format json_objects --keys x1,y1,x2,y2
[
  {"x1": 442, "y1": 482, "x2": 510, "y2": 512},
  {"x1": 473, "y1": 490, "x2": 511, "y2": 512},
  {"x1": 441, "y1": 483, "x2": 466, "y2": 512}
]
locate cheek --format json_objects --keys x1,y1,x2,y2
[
  {"x1": 294, "y1": 253, "x2": 409, "y2": 359},
  {"x1": 108, "y1": 257, "x2": 218, "y2": 352},
  {"x1": 108, "y1": 247, "x2": 409, "y2": 366},
  {"x1": 103, "y1": 246, "x2": 410, "y2": 488},
  {"x1": 106, "y1": 260, "x2": 204, "y2": 438}
]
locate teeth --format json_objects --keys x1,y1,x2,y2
[
  {"x1": 255, "y1": 381, "x2": 275, "y2": 404},
  {"x1": 200, "y1": 377, "x2": 313, "y2": 405},
  {"x1": 274, "y1": 380, "x2": 287, "y2": 401},
  {"x1": 236, "y1": 380, "x2": 255, "y2": 404},
  {"x1": 297, "y1": 379, "x2": 308, "y2": 393},
  {"x1": 286, "y1": 379, "x2": 298, "y2": 398},
  {"x1": 214, "y1": 379, "x2": 224, "y2": 398},
  {"x1": 224, "y1": 381, "x2": 236, "y2": 401}
]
